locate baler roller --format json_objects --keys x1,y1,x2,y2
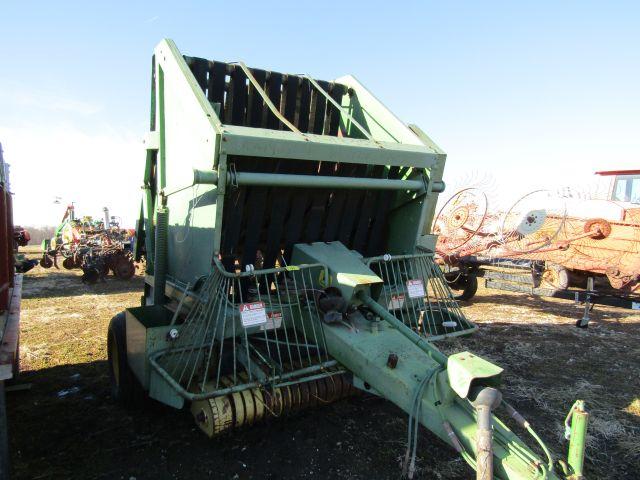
[{"x1": 191, "y1": 370, "x2": 356, "y2": 437}]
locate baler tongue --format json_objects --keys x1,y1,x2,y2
[{"x1": 120, "y1": 39, "x2": 588, "y2": 480}]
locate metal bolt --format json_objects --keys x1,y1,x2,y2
[{"x1": 387, "y1": 353, "x2": 399, "y2": 369}]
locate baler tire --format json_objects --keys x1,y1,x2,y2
[
  {"x1": 452, "y1": 275, "x2": 478, "y2": 301},
  {"x1": 0, "y1": 382, "x2": 9, "y2": 479},
  {"x1": 107, "y1": 312, "x2": 138, "y2": 408}
]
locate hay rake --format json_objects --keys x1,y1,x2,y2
[{"x1": 107, "y1": 39, "x2": 588, "y2": 480}]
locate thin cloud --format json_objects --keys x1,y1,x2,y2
[{"x1": 0, "y1": 88, "x2": 102, "y2": 115}]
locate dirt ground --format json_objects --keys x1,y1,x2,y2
[{"x1": 6, "y1": 258, "x2": 640, "y2": 480}]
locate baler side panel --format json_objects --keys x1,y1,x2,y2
[{"x1": 153, "y1": 41, "x2": 221, "y2": 285}]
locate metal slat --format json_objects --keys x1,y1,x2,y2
[
  {"x1": 323, "y1": 163, "x2": 359, "y2": 242},
  {"x1": 206, "y1": 61, "x2": 227, "y2": 108},
  {"x1": 237, "y1": 67, "x2": 274, "y2": 268},
  {"x1": 260, "y1": 73, "x2": 299, "y2": 269},
  {"x1": 351, "y1": 165, "x2": 384, "y2": 253},
  {"x1": 218, "y1": 127, "x2": 437, "y2": 168},
  {"x1": 281, "y1": 157, "x2": 318, "y2": 261},
  {"x1": 366, "y1": 166, "x2": 400, "y2": 256},
  {"x1": 262, "y1": 190, "x2": 291, "y2": 270},
  {"x1": 230, "y1": 66, "x2": 248, "y2": 126},
  {"x1": 337, "y1": 163, "x2": 368, "y2": 247},
  {"x1": 265, "y1": 71, "x2": 284, "y2": 130},
  {"x1": 246, "y1": 68, "x2": 266, "y2": 128},
  {"x1": 297, "y1": 78, "x2": 311, "y2": 133},
  {"x1": 283, "y1": 75, "x2": 299, "y2": 126},
  {"x1": 220, "y1": 186, "x2": 248, "y2": 270},
  {"x1": 239, "y1": 179, "x2": 269, "y2": 270},
  {"x1": 185, "y1": 56, "x2": 208, "y2": 92},
  {"x1": 311, "y1": 80, "x2": 329, "y2": 135},
  {"x1": 327, "y1": 83, "x2": 346, "y2": 136},
  {"x1": 304, "y1": 75, "x2": 373, "y2": 142},
  {"x1": 304, "y1": 163, "x2": 336, "y2": 242}
]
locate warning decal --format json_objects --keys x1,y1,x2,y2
[
  {"x1": 388, "y1": 293, "x2": 406, "y2": 310},
  {"x1": 239, "y1": 302, "x2": 267, "y2": 327},
  {"x1": 260, "y1": 311, "x2": 283, "y2": 331},
  {"x1": 406, "y1": 279, "x2": 425, "y2": 299}
]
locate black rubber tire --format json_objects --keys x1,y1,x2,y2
[
  {"x1": 62, "y1": 257, "x2": 75, "y2": 270},
  {"x1": 107, "y1": 312, "x2": 136, "y2": 407},
  {"x1": 451, "y1": 274, "x2": 478, "y2": 301},
  {"x1": 0, "y1": 382, "x2": 9, "y2": 480},
  {"x1": 39, "y1": 256, "x2": 53, "y2": 269}
]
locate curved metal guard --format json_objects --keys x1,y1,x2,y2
[
  {"x1": 365, "y1": 253, "x2": 477, "y2": 340},
  {"x1": 151, "y1": 260, "x2": 340, "y2": 401}
]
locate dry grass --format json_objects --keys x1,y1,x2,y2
[
  {"x1": 6, "y1": 265, "x2": 640, "y2": 479},
  {"x1": 19, "y1": 245, "x2": 43, "y2": 255},
  {"x1": 440, "y1": 289, "x2": 640, "y2": 478},
  {"x1": 19, "y1": 266, "x2": 140, "y2": 371}
]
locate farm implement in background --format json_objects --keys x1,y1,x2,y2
[
  {"x1": 40, "y1": 204, "x2": 136, "y2": 284},
  {"x1": 434, "y1": 173, "x2": 640, "y2": 324},
  {"x1": 13, "y1": 227, "x2": 37, "y2": 274},
  {"x1": 107, "y1": 39, "x2": 589, "y2": 480}
]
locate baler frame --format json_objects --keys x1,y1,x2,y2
[{"x1": 109, "y1": 39, "x2": 589, "y2": 480}]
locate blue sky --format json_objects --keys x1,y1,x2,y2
[{"x1": 1, "y1": 1, "x2": 639, "y2": 226}]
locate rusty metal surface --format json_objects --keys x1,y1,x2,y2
[{"x1": 435, "y1": 187, "x2": 640, "y2": 293}]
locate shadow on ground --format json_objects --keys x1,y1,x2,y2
[
  {"x1": 461, "y1": 292, "x2": 634, "y2": 323},
  {"x1": 7, "y1": 361, "x2": 462, "y2": 480},
  {"x1": 21, "y1": 270, "x2": 143, "y2": 300},
  {"x1": 7, "y1": 269, "x2": 640, "y2": 480}
]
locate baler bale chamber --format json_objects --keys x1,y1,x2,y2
[{"x1": 108, "y1": 39, "x2": 588, "y2": 480}]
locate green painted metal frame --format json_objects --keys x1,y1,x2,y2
[{"x1": 127, "y1": 39, "x2": 588, "y2": 480}]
